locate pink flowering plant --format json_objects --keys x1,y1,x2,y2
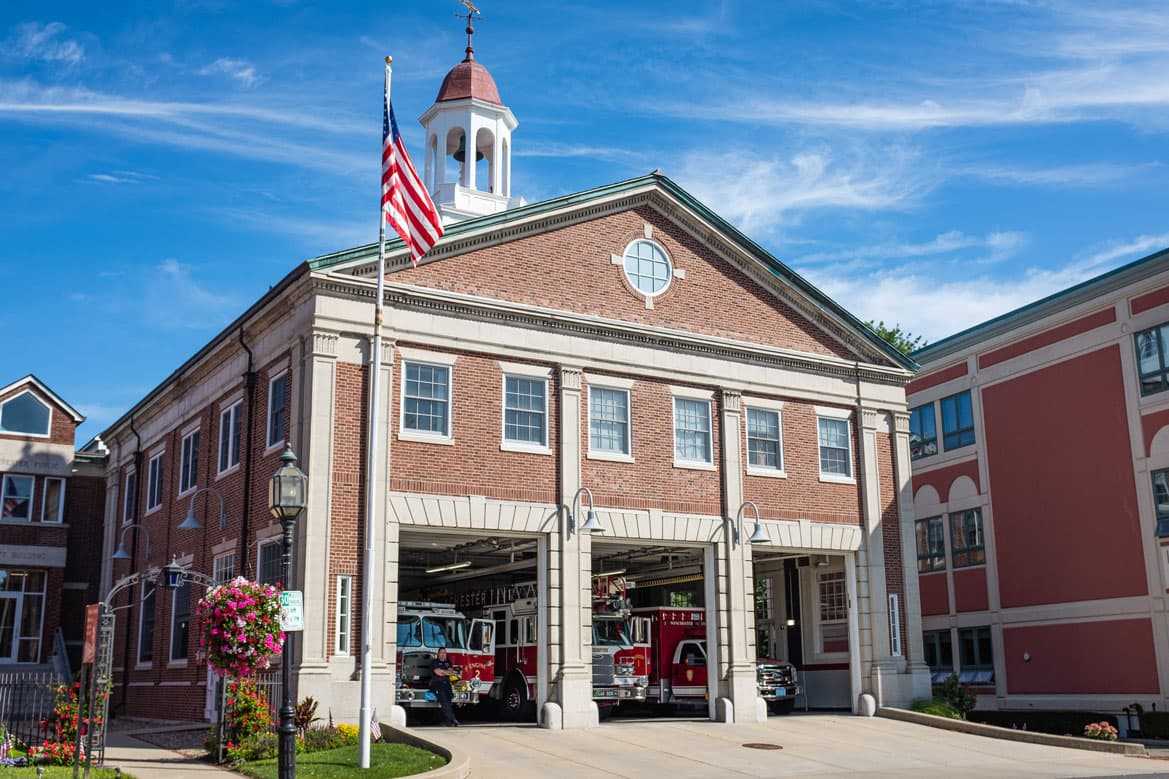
[{"x1": 197, "y1": 577, "x2": 285, "y2": 677}]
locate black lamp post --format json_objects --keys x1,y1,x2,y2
[{"x1": 269, "y1": 446, "x2": 307, "y2": 779}]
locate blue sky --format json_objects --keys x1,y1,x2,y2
[{"x1": 2, "y1": 0, "x2": 1167, "y2": 442}]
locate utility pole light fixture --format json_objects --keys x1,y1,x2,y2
[
  {"x1": 268, "y1": 445, "x2": 307, "y2": 779},
  {"x1": 726, "y1": 500, "x2": 769, "y2": 547},
  {"x1": 566, "y1": 486, "x2": 604, "y2": 538},
  {"x1": 110, "y1": 523, "x2": 152, "y2": 562},
  {"x1": 178, "y1": 486, "x2": 228, "y2": 531}
]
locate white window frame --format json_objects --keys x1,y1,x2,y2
[
  {"x1": 145, "y1": 450, "x2": 164, "y2": 514},
  {"x1": 40, "y1": 476, "x2": 65, "y2": 523},
  {"x1": 671, "y1": 387, "x2": 715, "y2": 471},
  {"x1": 169, "y1": 582, "x2": 191, "y2": 666},
  {"x1": 0, "y1": 390, "x2": 52, "y2": 438},
  {"x1": 217, "y1": 400, "x2": 243, "y2": 476},
  {"x1": 815, "y1": 407, "x2": 855, "y2": 484},
  {"x1": 266, "y1": 369, "x2": 290, "y2": 451},
  {"x1": 812, "y1": 567, "x2": 850, "y2": 661},
  {"x1": 121, "y1": 467, "x2": 137, "y2": 526},
  {"x1": 616, "y1": 237, "x2": 676, "y2": 306},
  {"x1": 888, "y1": 593, "x2": 902, "y2": 657},
  {"x1": 335, "y1": 575, "x2": 353, "y2": 655},
  {"x1": 498, "y1": 362, "x2": 551, "y2": 454},
  {"x1": 137, "y1": 584, "x2": 155, "y2": 668},
  {"x1": 178, "y1": 427, "x2": 200, "y2": 497},
  {"x1": 212, "y1": 551, "x2": 237, "y2": 585},
  {"x1": 398, "y1": 353, "x2": 456, "y2": 445},
  {"x1": 744, "y1": 399, "x2": 785, "y2": 478},
  {"x1": 586, "y1": 377, "x2": 634, "y2": 463},
  {"x1": 1, "y1": 474, "x2": 35, "y2": 522}
]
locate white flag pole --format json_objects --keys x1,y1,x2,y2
[{"x1": 358, "y1": 54, "x2": 391, "y2": 770}]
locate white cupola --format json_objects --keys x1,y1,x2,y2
[{"x1": 419, "y1": 15, "x2": 522, "y2": 223}]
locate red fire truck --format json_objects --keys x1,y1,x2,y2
[
  {"x1": 394, "y1": 601, "x2": 496, "y2": 711},
  {"x1": 632, "y1": 606, "x2": 800, "y2": 713},
  {"x1": 591, "y1": 574, "x2": 649, "y2": 714}
]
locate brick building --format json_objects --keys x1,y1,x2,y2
[
  {"x1": 97, "y1": 47, "x2": 930, "y2": 726},
  {"x1": 908, "y1": 246, "x2": 1169, "y2": 715},
  {"x1": 0, "y1": 374, "x2": 105, "y2": 672}
]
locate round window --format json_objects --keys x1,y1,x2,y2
[{"x1": 622, "y1": 239, "x2": 673, "y2": 297}]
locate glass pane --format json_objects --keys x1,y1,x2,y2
[
  {"x1": 2, "y1": 476, "x2": 32, "y2": 520},
  {"x1": 0, "y1": 392, "x2": 51, "y2": 435},
  {"x1": 42, "y1": 479, "x2": 63, "y2": 522},
  {"x1": 0, "y1": 597, "x2": 16, "y2": 658},
  {"x1": 674, "y1": 399, "x2": 711, "y2": 462}
]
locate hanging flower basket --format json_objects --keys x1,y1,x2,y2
[{"x1": 197, "y1": 577, "x2": 285, "y2": 677}]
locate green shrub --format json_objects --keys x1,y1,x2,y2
[
  {"x1": 226, "y1": 732, "x2": 283, "y2": 765},
  {"x1": 938, "y1": 673, "x2": 976, "y2": 718},
  {"x1": 294, "y1": 697, "x2": 320, "y2": 736},
  {"x1": 301, "y1": 725, "x2": 358, "y2": 753},
  {"x1": 911, "y1": 698, "x2": 963, "y2": 719}
]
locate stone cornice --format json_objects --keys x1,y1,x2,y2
[{"x1": 311, "y1": 274, "x2": 911, "y2": 387}]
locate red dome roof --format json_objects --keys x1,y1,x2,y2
[{"x1": 435, "y1": 58, "x2": 502, "y2": 105}]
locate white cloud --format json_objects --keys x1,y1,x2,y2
[
  {"x1": 144, "y1": 259, "x2": 240, "y2": 330},
  {"x1": 3, "y1": 22, "x2": 84, "y2": 65},
  {"x1": 1080, "y1": 233, "x2": 1169, "y2": 268},
  {"x1": 958, "y1": 162, "x2": 1160, "y2": 187},
  {"x1": 673, "y1": 145, "x2": 931, "y2": 234},
  {"x1": 795, "y1": 230, "x2": 1027, "y2": 267},
  {"x1": 85, "y1": 170, "x2": 158, "y2": 185},
  {"x1": 516, "y1": 141, "x2": 644, "y2": 165},
  {"x1": 198, "y1": 57, "x2": 263, "y2": 88}
]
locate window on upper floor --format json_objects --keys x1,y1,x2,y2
[
  {"x1": 817, "y1": 416, "x2": 852, "y2": 479},
  {"x1": 940, "y1": 391, "x2": 975, "y2": 450},
  {"x1": 1135, "y1": 323, "x2": 1169, "y2": 396},
  {"x1": 673, "y1": 397, "x2": 712, "y2": 467},
  {"x1": 909, "y1": 403, "x2": 938, "y2": 460},
  {"x1": 122, "y1": 469, "x2": 137, "y2": 525},
  {"x1": 138, "y1": 585, "x2": 156, "y2": 664},
  {"x1": 502, "y1": 375, "x2": 547, "y2": 449},
  {"x1": 1153, "y1": 469, "x2": 1169, "y2": 537},
  {"x1": 267, "y1": 372, "x2": 289, "y2": 449},
  {"x1": 40, "y1": 477, "x2": 64, "y2": 523},
  {"x1": 212, "y1": 551, "x2": 237, "y2": 585},
  {"x1": 1, "y1": 475, "x2": 33, "y2": 521},
  {"x1": 0, "y1": 391, "x2": 50, "y2": 437},
  {"x1": 179, "y1": 430, "x2": 200, "y2": 495},
  {"x1": 589, "y1": 386, "x2": 631, "y2": 458},
  {"x1": 916, "y1": 516, "x2": 946, "y2": 573},
  {"x1": 957, "y1": 626, "x2": 994, "y2": 684},
  {"x1": 622, "y1": 239, "x2": 673, "y2": 298},
  {"x1": 218, "y1": 401, "x2": 242, "y2": 474},
  {"x1": 746, "y1": 406, "x2": 783, "y2": 473},
  {"x1": 146, "y1": 452, "x2": 164, "y2": 512},
  {"x1": 950, "y1": 508, "x2": 985, "y2": 568},
  {"x1": 257, "y1": 540, "x2": 282, "y2": 587},
  {"x1": 923, "y1": 629, "x2": 954, "y2": 684},
  {"x1": 402, "y1": 362, "x2": 450, "y2": 440}
]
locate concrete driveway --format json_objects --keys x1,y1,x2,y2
[{"x1": 412, "y1": 713, "x2": 1169, "y2": 778}]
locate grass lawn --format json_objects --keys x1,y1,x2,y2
[
  {"x1": 1, "y1": 768, "x2": 128, "y2": 778},
  {"x1": 236, "y1": 743, "x2": 446, "y2": 778}
]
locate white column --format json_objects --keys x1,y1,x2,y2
[
  {"x1": 463, "y1": 114, "x2": 476, "y2": 191},
  {"x1": 892, "y1": 410, "x2": 933, "y2": 703},
  {"x1": 846, "y1": 552, "x2": 863, "y2": 714},
  {"x1": 858, "y1": 407, "x2": 895, "y2": 704},
  {"x1": 717, "y1": 389, "x2": 763, "y2": 723},
  {"x1": 548, "y1": 365, "x2": 597, "y2": 729}
]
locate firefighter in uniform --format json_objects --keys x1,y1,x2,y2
[{"x1": 429, "y1": 647, "x2": 460, "y2": 726}]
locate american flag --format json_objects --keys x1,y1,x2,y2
[{"x1": 382, "y1": 89, "x2": 443, "y2": 265}]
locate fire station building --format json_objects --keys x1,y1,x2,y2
[
  {"x1": 97, "y1": 47, "x2": 930, "y2": 726},
  {"x1": 908, "y1": 246, "x2": 1169, "y2": 714}
]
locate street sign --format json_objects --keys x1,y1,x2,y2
[
  {"x1": 279, "y1": 590, "x2": 304, "y2": 632},
  {"x1": 82, "y1": 604, "x2": 100, "y2": 664}
]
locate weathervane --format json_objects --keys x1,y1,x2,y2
[{"x1": 456, "y1": 0, "x2": 482, "y2": 62}]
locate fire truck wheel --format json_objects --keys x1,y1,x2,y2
[
  {"x1": 768, "y1": 699, "x2": 796, "y2": 716},
  {"x1": 500, "y1": 674, "x2": 528, "y2": 720}
]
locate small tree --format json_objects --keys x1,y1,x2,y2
[
  {"x1": 939, "y1": 673, "x2": 976, "y2": 719},
  {"x1": 868, "y1": 320, "x2": 926, "y2": 356}
]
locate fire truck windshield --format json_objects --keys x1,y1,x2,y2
[
  {"x1": 397, "y1": 616, "x2": 468, "y2": 649},
  {"x1": 592, "y1": 618, "x2": 633, "y2": 648}
]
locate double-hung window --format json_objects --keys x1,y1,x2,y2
[
  {"x1": 122, "y1": 469, "x2": 137, "y2": 525},
  {"x1": 957, "y1": 626, "x2": 994, "y2": 684},
  {"x1": 179, "y1": 430, "x2": 199, "y2": 495},
  {"x1": 40, "y1": 477, "x2": 64, "y2": 523},
  {"x1": 267, "y1": 372, "x2": 289, "y2": 448},
  {"x1": 336, "y1": 575, "x2": 353, "y2": 655},
  {"x1": 915, "y1": 516, "x2": 946, "y2": 573},
  {"x1": 923, "y1": 629, "x2": 954, "y2": 684},
  {"x1": 1, "y1": 475, "x2": 33, "y2": 521},
  {"x1": 746, "y1": 406, "x2": 783, "y2": 474},
  {"x1": 950, "y1": 508, "x2": 985, "y2": 567},
  {"x1": 218, "y1": 401, "x2": 242, "y2": 474},
  {"x1": 257, "y1": 541, "x2": 283, "y2": 587},
  {"x1": 909, "y1": 403, "x2": 938, "y2": 460},
  {"x1": 170, "y1": 582, "x2": 191, "y2": 662},
  {"x1": 212, "y1": 552, "x2": 237, "y2": 585},
  {"x1": 673, "y1": 396, "x2": 712, "y2": 467},
  {"x1": 817, "y1": 414, "x2": 853, "y2": 479},
  {"x1": 1136, "y1": 323, "x2": 1169, "y2": 396},
  {"x1": 940, "y1": 391, "x2": 975, "y2": 450},
  {"x1": 138, "y1": 585, "x2": 156, "y2": 664},
  {"x1": 502, "y1": 374, "x2": 548, "y2": 450},
  {"x1": 146, "y1": 451, "x2": 164, "y2": 512},
  {"x1": 1153, "y1": 469, "x2": 1169, "y2": 537},
  {"x1": 817, "y1": 570, "x2": 848, "y2": 654},
  {"x1": 589, "y1": 386, "x2": 631, "y2": 459},
  {"x1": 402, "y1": 362, "x2": 451, "y2": 440}
]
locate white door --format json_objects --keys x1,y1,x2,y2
[
  {"x1": 0, "y1": 593, "x2": 21, "y2": 662},
  {"x1": 204, "y1": 666, "x2": 222, "y2": 721}
]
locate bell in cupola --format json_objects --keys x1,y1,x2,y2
[{"x1": 451, "y1": 134, "x2": 484, "y2": 163}]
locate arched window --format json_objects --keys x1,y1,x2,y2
[
  {"x1": 475, "y1": 127, "x2": 495, "y2": 193},
  {"x1": 445, "y1": 127, "x2": 466, "y2": 186},
  {"x1": 0, "y1": 391, "x2": 51, "y2": 436}
]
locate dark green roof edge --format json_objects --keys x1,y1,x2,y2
[
  {"x1": 912, "y1": 245, "x2": 1169, "y2": 365},
  {"x1": 309, "y1": 171, "x2": 917, "y2": 372}
]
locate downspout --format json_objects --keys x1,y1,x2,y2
[
  {"x1": 117, "y1": 417, "x2": 143, "y2": 714},
  {"x1": 237, "y1": 328, "x2": 258, "y2": 573}
]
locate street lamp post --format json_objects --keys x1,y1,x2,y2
[{"x1": 269, "y1": 446, "x2": 307, "y2": 779}]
